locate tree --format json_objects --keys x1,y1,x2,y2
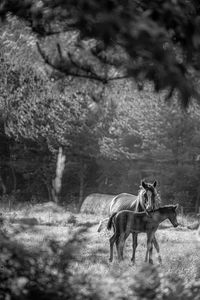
[
  {"x1": 1, "y1": 1, "x2": 200, "y2": 106},
  {"x1": 0, "y1": 56, "x2": 115, "y2": 205}
]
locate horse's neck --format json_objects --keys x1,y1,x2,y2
[
  {"x1": 153, "y1": 211, "x2": 168, "y2": 224},
  {"x1": 136, "y1": 190, "x2": 145, "y2": 211},
  {"x1": 155, "y1": 192, "x2": 161, "y2": 208}
]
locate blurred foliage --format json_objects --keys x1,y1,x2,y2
[
  {"x1": 0, "y1": 227, "x2": 99, "y2": 300},
  {"x1": 0, "y1": 227, "x2": 200, "y2": 299},
  {"x1": 1, "y1": 1, "x2": 200, "y2": 105},
  {"x1": 0, "y1": 14, "x2": 200, "y2": 211},
  {"x1": 131, "y1": 264, "x2": 200, "y2": 300}
]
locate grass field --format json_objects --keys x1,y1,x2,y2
[{"x1": 1, "y1": 204, "x2": 200, "y2": 299}]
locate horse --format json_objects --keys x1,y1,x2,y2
[
  {"x1": 107, "y1": 204, "x2": 179, "y2": 264},
  {"x1": 97, "y1": 180, "x2": 161, "y2": 262}
]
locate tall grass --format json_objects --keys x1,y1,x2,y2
[{"x1": 0, "y1": 203, "x2": 200, "y2": 299}]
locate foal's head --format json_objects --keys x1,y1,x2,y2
[
  {"x1": 140, "y1": 180, "x2": 158, "y2": 212},
  {"x1": 166, "y1": 205, "x2": 179, "y2": 227}
]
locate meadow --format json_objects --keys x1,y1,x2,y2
[{"x1": 1, "y1": 202, "x2": 200, "y2": 299}]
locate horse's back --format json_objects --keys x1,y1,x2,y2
[
  {"x1": 115, "y1": 210, "x2": 153, "y2": 233},
  {"x1": 110, "y1": 193, "x2": 137, "y2": 215}
]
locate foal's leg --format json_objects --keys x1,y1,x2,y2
[
  {"x1": 117, "y1": 233, "x2": 126, "y2": 261},
  {"x1": 152, "y1": 236, "x2": 162, "y2": 264},
  {"x1": 131, "y1": 233, "x2": 138, "y2": 263},
  {"x1": 120, "y1": 232, "x2": 129, "y2": 260},
  {"x1": 149, "y1": 242, "x2": 153, "y2": 265},
  {"x1": 145, "y1": 234, "x2": 149, "y2": 262},
  {"x1": 145, "y1": 232, "x2": 154, "y2": 264},
  {"x1": 116, "y1": 236, "x2": 122, "y2": 261},
  {"x1": 109, "y1": 233, "x2": 117, "y2": 262}
]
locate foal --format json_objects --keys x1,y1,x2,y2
[{"x1": 107, "y1": 205, "x2": 179, "y2": 264}]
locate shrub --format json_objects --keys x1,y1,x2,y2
[
  {"x1": 0, "y1": 228, "x2": 100, "y2": 300},
  {"x1": 131, "y1": 264, "x2": 200, "y2": 300}
]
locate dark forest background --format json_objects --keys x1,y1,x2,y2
[
  {"x1": 1, "y1": 18, "x2": 200, "y2": 213},
  {"x1": 1, "y1": 2, "x2": 200, "y2": 213}
]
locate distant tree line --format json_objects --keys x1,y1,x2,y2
[
  {"x1": 0, "y1": 53, "x2": 200, "y2": 211},
  {"x1": 1, "y1": 0, "x2": 200, "y2": 106},
  {"x1": 0, "y1": 11, "x2": 200, "y2": 212}
]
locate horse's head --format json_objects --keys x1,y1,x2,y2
[
  {"x1": 141, "y1": 180, "x2": 159, "y2": 212},
  {"x1": 168, "y1": 204, "x2": 179, "y2": 227}
]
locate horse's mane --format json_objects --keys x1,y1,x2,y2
[
  {"x1": 135, "y1": 188, "x2": 146, "y2": 211},
  {"x1": 135, "y1": 186, "x2": 161, "y2": 211}
]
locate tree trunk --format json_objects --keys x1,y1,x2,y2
[
  {"x1": 42, "y1": 178, "x2": 53, "y2": 202},
  {"x1": 52, "y1": 179, "x2": 59, "y2": 204},
  {"x1": 52, "y1": 147, "x2": 66, "y2": 204},
  {"x1": 195, "y1": 187, "x2": 200, "y2": 213},
  {"x1": 47, "y1": 184, "x2": 53, "y2": 202},
  {"x1": 0, "y1": 173, "x2": 6, "y2": 195},
  {"x1": 78, "y1": 162, "x2": 85, "y2": 211},
  {"x1": 11, "y1": 164, "x2": 16, "y2": 193},
  {"x1": 9, "y1": 145, "x2": 16, "y2": 193}
]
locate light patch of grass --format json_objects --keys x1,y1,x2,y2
[
  {"x1": 1, "y1": 205, "x2": 200, "y2": 299},
  {"x1": 178, "y1": 214, "x2": 199, "y2": 227},
  {"x1": 1, "y1": 204, "x2": 100, "y2": 227}
]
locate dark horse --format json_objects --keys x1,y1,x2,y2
[
  {"x1": 97, "y1": 180, "x2": 161, "y2": 262},
  {"x1": 108, "y1": 205, "x2": 179, "y2": 264}
]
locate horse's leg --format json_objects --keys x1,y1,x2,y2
[
  {"x1": 109, "y1": 232, "x2": 117, "y2": 262},
  {"x1": 97, "y1": 217, "x2": 109, "y2": 232},
  {"x1": 131, "y1": 233, "x2": 138, "y2": 263},
  {"x1": 145, "y1": 232, "x2": 154, "y2": 264},
  {"x1": 116, "y1": 236, "x2": 121, "y2": 261},
  {"x1": 152, "y1": 236, "x2": 162, "y2": 264},
  {"x1": 149, "y1": 241, "x2": 153, "y2": 265},
  {"x1": 118, "y1": 235, "x2": 124, "y2": 261},
  {"x1": 145, "y1": 238, "x2": 149, "y2": 263},
  {"x1": 120, "y1": 232, "x2": 129, "y2": 260},
  {"x1": 145, "y1": 233, "x2": 149, "y2": 262},
  {"x1": 117, "y1": 233, "x2": 125, "y2": 261}
]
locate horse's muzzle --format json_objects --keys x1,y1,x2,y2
[{"x1": 173, "y1": 223, "x2": 179, "y2": 227}]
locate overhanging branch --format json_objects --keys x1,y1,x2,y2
[{"x1": 36, "y1": 42, "x2": 130, "y2": 83}]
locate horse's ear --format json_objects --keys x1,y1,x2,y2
[
  {"x1": 174, "y1": 204, "x2": 179, "y2": 210},
  {"x1": 141, "y1": 180, "x2": 147, "y2": 189},
  {"x1": 153, "y1": 180, "x2": 157, "y2": 188}
]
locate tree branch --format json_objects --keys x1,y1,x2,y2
[{"x1": 37, "y1": 42, "x2": 130, "y2": 83}]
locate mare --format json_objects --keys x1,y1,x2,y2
[
  {"x1": 107, "y1": 205, "x2": 179, "y2": 264},
  {"x1": 98, "y1": 180, "x2": 161, "y2": 262}
]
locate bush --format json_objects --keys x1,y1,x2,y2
[
  {"x1": 131, "y1": 264, "x2": 200, "y2": 300},
  {"x1": 0, "y1": 226, "x2": 200, "y2": 300},
  {"x1": 0, "y1": 228, "x2": 99, "y2": 300}
]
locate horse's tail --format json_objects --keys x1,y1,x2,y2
[
  {"x1": 97, "y1": 220, "x2": 103, "y2": 232},
  {"x1": 107, "y1": 212, "x2": 117, "y2": 230},
  {"x1": 97, "y1": 218, "x2": 109, "y2": 232}
]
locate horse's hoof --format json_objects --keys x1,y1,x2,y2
[
  {"x1": 158, "y1": 257, "x2": 162, "y2": 265},
  {"x1": 131, "y1": 258, "x2": 135, "y2": 263},
  {"x1": 149, "y1": 260, "x2": 153, "y2": 265}
]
